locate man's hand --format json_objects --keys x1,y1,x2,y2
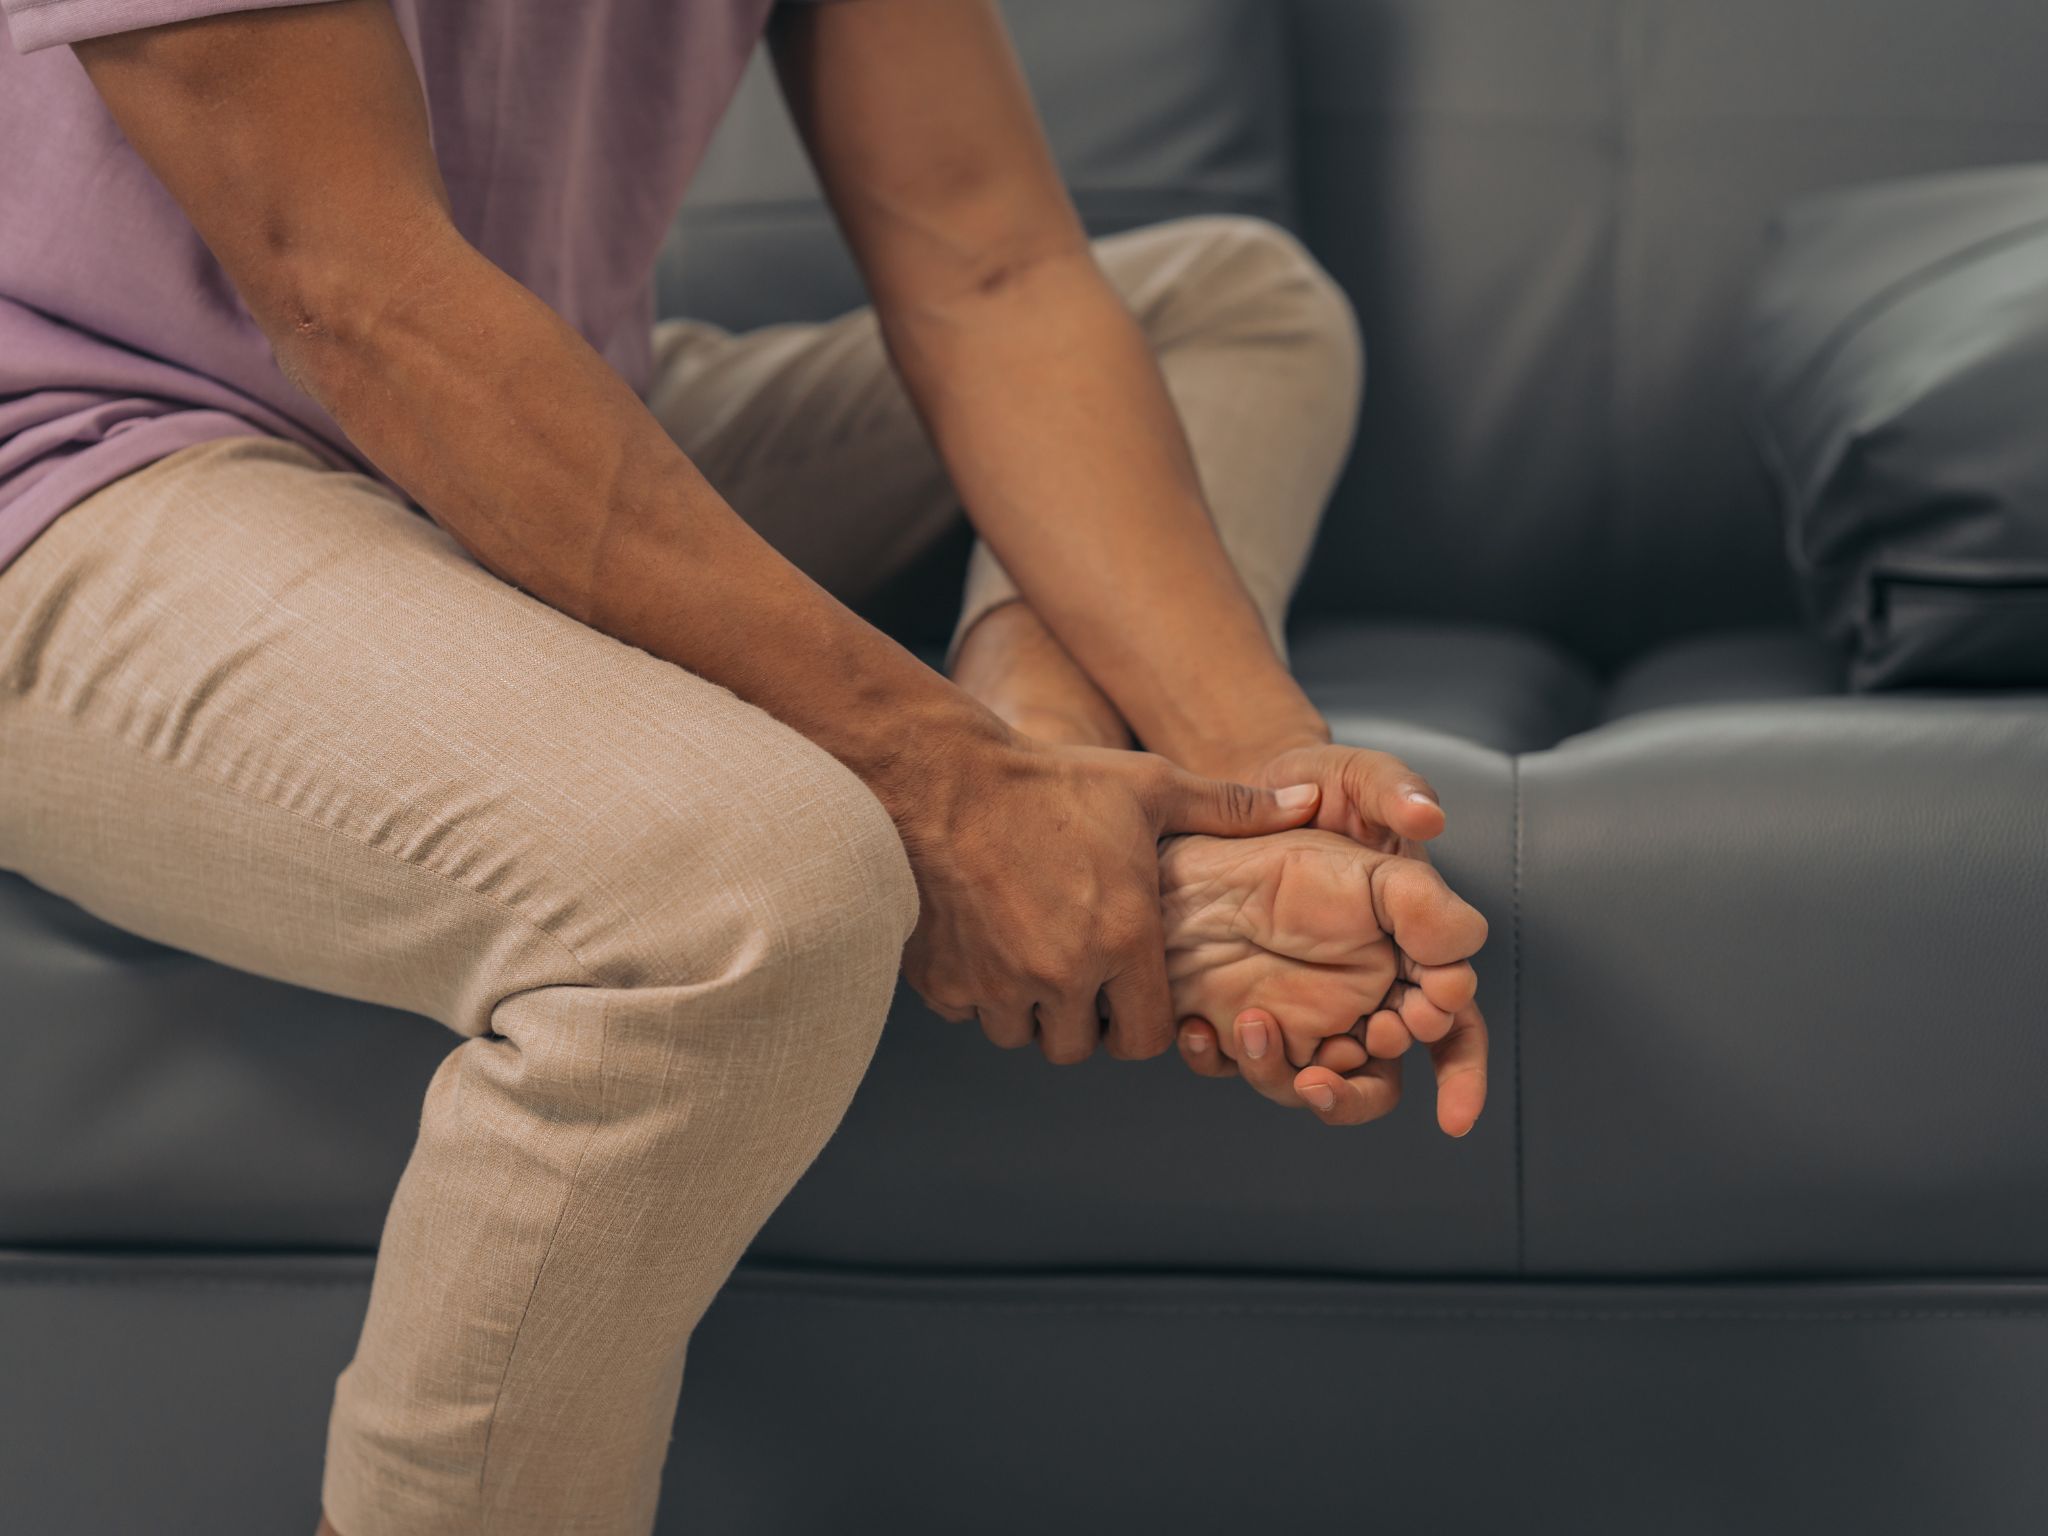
[
  {"x1": 953, "y1": 604, "x2": 1493, "y2": 1119},
  {"x1": 893, "y1": 730, "x2": 1321, "y2": 1064},
  {"x1": 1238, "y1": 740, "x2": 1448, "y2": 854}
]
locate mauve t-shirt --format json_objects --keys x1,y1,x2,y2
[{"x1": 0, "y1": 0, "x2": 803, "y2": 573}]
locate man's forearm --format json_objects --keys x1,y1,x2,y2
[
  {"x1": 880, "y1": 249, "x2": 1328, "y2": 775},
  {"x1": 276, "y1": 226, "x2": 1000, "y2": 821}
]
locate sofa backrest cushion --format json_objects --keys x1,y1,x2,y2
[
  {"x1": 659, "y1": 0, "x2": 1293, "y2": 332},
  {"x1": 664, "y1": 0, "x2": 2048, "y2": 665}
]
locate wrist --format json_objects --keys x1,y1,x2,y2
[{"x1": 838, "y1": 687, "x2": 1018, "y2": 835}]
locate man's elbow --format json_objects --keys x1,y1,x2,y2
[{"x1": 237, "y1": 206, "x2": 462, "y2": 392}]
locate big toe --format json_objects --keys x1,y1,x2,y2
[{"x1": 1376, "y1": 858, "x2": 1489, "y2": 967}]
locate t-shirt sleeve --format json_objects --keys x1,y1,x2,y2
[{"x1": 4, "y1": 0, "x2": 335, "y2": 55}]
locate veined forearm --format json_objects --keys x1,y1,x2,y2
[{"x1": 271, "y1": 228, "x2": 996, "y2": 819}]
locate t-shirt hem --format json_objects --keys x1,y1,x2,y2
[
  {"x1": 0, "y1": 419, "x2": 276, "y2": 571},
  {"x1": 5, "y1": 0, "x2": 332, "y2": 54}
]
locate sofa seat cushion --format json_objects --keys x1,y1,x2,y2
[
  {"x1": 1290, "y1": 620, "x2": 1601, "y2": 752},
  {"x1": 0, "y1": 874, "x2": 442, "y2": 1250},
  {"x1": 1520, "y1": 695, "x2": 2048, "y2": 1274},
  {"x1": 8, "y1": 690, "x2": 2048, "y2": 1277},
  {"x1": 1598, "y1": 627, "x2": 1844, "y2": 723},
  {"x1": 5, "y1": 631, "x2": 2041, "y2": 1279}
]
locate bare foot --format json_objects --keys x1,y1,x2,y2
[{"x1": 1160, "y1": 829, "x2": 1488, "y2": 1129}]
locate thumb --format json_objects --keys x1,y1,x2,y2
[{"x1": 1154, "y1": 770, "x2": 1320, "y2": 837}]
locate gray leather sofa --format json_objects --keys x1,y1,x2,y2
[{"x1": 6, "y1": 3, "x2": 2048, "y2": 1531}]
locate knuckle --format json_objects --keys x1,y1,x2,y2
[
  {"x1": 912, "y1": 976, "x2": 976, "y2": 1024},
  {"x1": 1221, "y1": 779, "x2": 1258, "y2": 823},
  {"x1": 1097, "y1": 905, "x2": 1155, "y2": 958},
  {"x1": 1133, "y1": 755, "x2": 1178, "y2": 813},
  {"x1": 1018, "y1": 943, "x2": 1077, "y2": 993}
]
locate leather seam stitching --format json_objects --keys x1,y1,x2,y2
[
  {"x1": 9, "y1": 1272, "x2": 2047, "y2": 1325},
  {"x1": 9, "y1": 1267, "x2": 2048, "y2": 1326},
  {"x1": 726, "y1": 1298, "x2": 2048, "y2": 1324},
  {"x1": 1511, "y1": 752, "x2": 1526, "y2": 1275}
]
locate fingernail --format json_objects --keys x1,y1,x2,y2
[
  {"x1": 1186, "y1": 1032, "x2": 1210, "y2": 1055},
  {"x1": 1240, "y1": 1018, "x2": 1270, "y2": 1059},
  {"x1": 1275, "y1": 783, "x2": 1318, "y2": 811},
  {"x1": 1303, "y1": 1084, "x2": 1336, "y2": 1112},
  {"x1": 1406, "y1": 789, "x2": 1440, "y2": 808}
]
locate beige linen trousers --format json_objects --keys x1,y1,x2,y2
[{"x1": 0, "y1": 217, "x2": 1360, "y2": 1536}]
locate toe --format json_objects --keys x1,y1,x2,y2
[
  {"x1": 1430, "y1": 1002, "x2": 1491, "y2": 1138},
  {"x1": 1363, "y1": 1007, "x2": 1413, "y2": 1059},
  {"x1": 1412, "y1": 958, "x2": 1479, "y2": 1014},
  {"x1": 1395, "y1": 982, "x2": 1456, "y2": 1044},
  {"x1": 1310, "y1": 1034, "x2": 1369, "y2": 1075},
  {"x1": 1375, "y1": 858, "x2": 1489, "y2": 967}
]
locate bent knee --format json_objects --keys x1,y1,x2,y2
[
  {"x1": 570, "y1": 722, "x2": 916, "y2": 1012},
  {"x1": 734, "y1": 746, "x2": 919, "y2": 986},
  {"x1": 1150, "y1": 215, "x2": 1365, "y2": 408}
]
